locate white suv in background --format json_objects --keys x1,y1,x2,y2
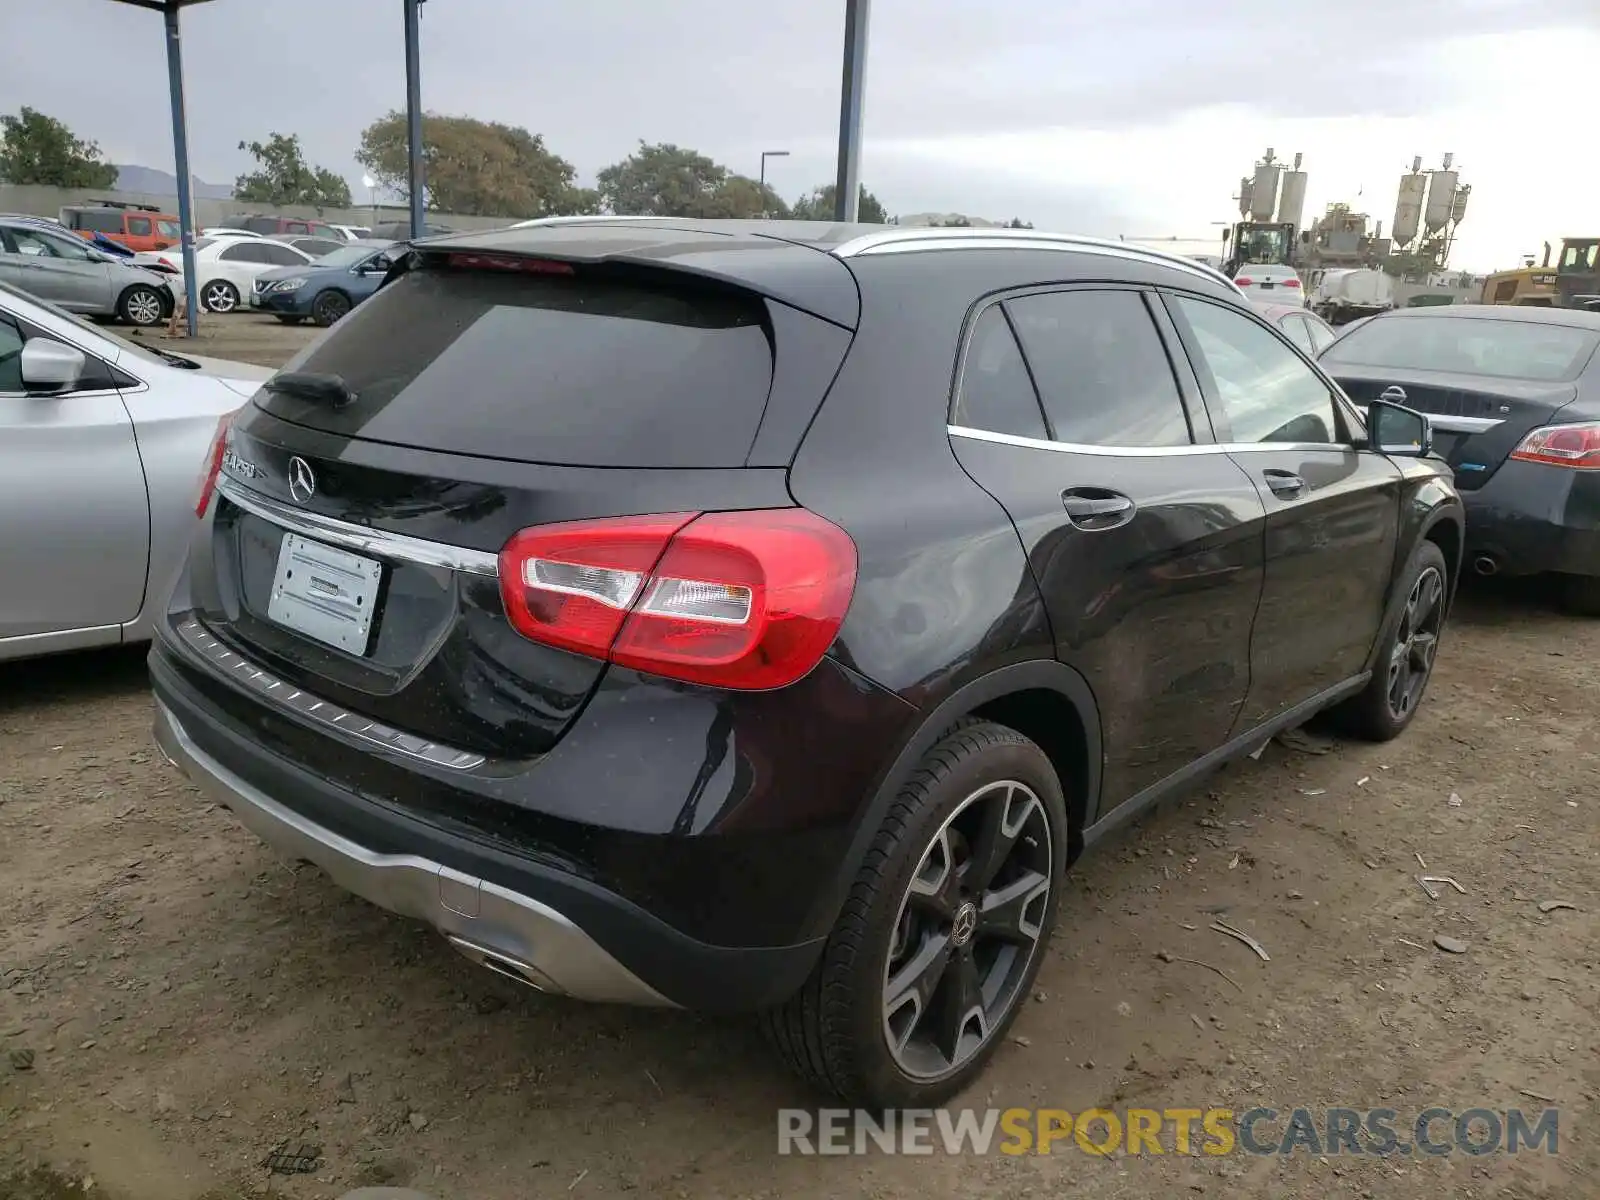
[{"x1": 1232, "y1": 263, "x2": 1306, "y2": 306}]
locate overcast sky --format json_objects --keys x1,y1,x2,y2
[{"x1": 5, "y1": 0, "x2": 1597, "y2": 271}]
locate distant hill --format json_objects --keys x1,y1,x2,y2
[
  {"x1": 898, "y1": 212, "x2": 1002, "y2": 228},
  {"x1": 113, "y1": 164, "x2": 233, "y2": 201}
]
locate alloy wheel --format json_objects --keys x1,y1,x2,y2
[
  {"x1": 124, "y1": 288, "x2": 162, "y2": 326},
  {"x1": 203, "y1": 281, "x2": 237, "y2": 313},
  {"x1": 882, "y1": 780, "x2": 1053, "y2": 1081},
  {"x1": 1387, "y1": 565, "x2": 1444, "y2": 719}
]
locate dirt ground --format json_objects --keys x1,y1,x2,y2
[{"x1": 2, "y1": 316, "x2": 1596, "y2": 1198}]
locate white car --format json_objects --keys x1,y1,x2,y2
[
  {"x1": 1232, "y1": 263, "x2": 1306, "y2": 306},
  {"x1": 0, "y1": 278, "x2": 272, "y2": 662},
  {"x1": 133, "y1": 236, "x2": 315, "y2": 313},
  {"x1": 329, "y1": 224, "x2": 373, "y2": 241}
]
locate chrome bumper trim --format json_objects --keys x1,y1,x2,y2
[
  {"x1": 153, "y1": 700, "x2": 675, "y2": 1008},
  {"x1": 175, "y1": 618, "x2": 484, "y2": 771},
  {"x1": 217, "y1": 476, "x2": 500, "y2": 578}
]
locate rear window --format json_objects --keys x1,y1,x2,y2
[
  {"x1": 260, "y1": 263, "x2": 776, "y2": 467},
  {"x1": 1322, "y1": 315, "x2": 1599, "y2": 382}
]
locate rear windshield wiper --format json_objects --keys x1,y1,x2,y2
[{"x1": 264, "y1": 371, "x2": 358, "y2": 407}]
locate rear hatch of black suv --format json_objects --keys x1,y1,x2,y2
[
  {"x1": 1321, "y1": 311, "x2": 1599, "y2": 489},
  {"x1": 180, "y1": 226, "x2": 859, "y2": 767}
]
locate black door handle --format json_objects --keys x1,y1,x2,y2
[
  {"x1": 1062, "y1": 489, "x2": 1135, "y2": 529},
  {"x1": 1263, "y1": 469, "x2": 1305, "y2": 497}
]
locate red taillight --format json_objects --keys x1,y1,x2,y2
[
  {"x1": 1235, "y1": 276, "x2": 1254, "y2": 286},
  {"x1": 193, "y1": 413, "x2": 233, "y2": 517},
  {"x1": 445, "y1": 252, "x2": 574, "y2": 275},
  {"x1": 1281, "y1": 277, "x2": 1301, "y2": 287},
  {"x1": 498, "y1": 508, "x2": 858, "y2": 690},
  {"x1": 1510, "y1": 422, "x2": 1600, "y2": 469}
]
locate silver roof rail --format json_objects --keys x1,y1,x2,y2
[{"x1": 832, "y1": 226, "x2": 1246, "y2": 298}]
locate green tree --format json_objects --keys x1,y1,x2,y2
[
  {"x1": 706, "y1": 174, "x2": 789, "y2": 219},
  {"x1": 1005, "y1": 217, "x2": 1034, "y2": 229},
  {"x1": 356, "y1": 111, "x2": 595, "y2": 218},
  {"x1": 0, "y1": 107, "x2": 117, "y2": 188},
  {"x1": 789, "y1": 183, "x2": 889, "y2": 224},
  {"x1": 234, "y1": 133, "x2": 351, "y2": 208},
  {"x1": 926, "y1": 215, "x2": 973, "y2": 227},
  {"x1": 597, "y1": 142, "x2": 728, "y2": 217}
]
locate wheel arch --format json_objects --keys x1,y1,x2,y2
[{"x1": 814, "y1": 659, "x2": 1103, "y2": 937}]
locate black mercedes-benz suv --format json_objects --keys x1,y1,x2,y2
[{"x1": 151, "y1": 219, "x2": 1463, "y2": 1106}]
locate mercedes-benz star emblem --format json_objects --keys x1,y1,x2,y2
[
  {"x1": 288, "y1": 456, "x2": 317, "y2": 505},
  {"x1": 951, "y1": 901, "x2": 979, "y2": 947}
]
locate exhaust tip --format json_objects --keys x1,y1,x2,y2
[
  {"x1": 446, "y1": 935, "x2": 560, "y2": 995},
  {"x1": 1473, "y1": 555, "x2": 1498, "y2": 577}
]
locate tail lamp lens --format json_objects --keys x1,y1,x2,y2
[
  {"x1": 193, "y1": 412, "x2": 235, "y2": 517},
  {"x1": 498, "y1": 508, "x2": 858, "y2": 690},
  {"x1": 1510, "y1": 423, "x2": 1600, "y2": 468}
]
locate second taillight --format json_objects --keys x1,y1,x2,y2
[
  {"x1": 1510, "y1": 422, "x2": 1600, "y2": 468},
  {"x1": 498, "y1": 508, "x2": 858, "y2": 690},
  {"x1": 193, "y1": 412, "x2": 235, "y2": 517}
]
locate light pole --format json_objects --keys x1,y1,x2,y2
[{"x1": 758, "y1": 150, "x2": 789, "y2": 218}]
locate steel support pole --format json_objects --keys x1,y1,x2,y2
[
  {"x1": 833, "y1": 0, "x2": 870, "y2": 222},
  {"x1": 162, "y1": 2, "x2": 199, "y2": 337},
  {"x1": 403, "y1": 0, "x2": 425, "y2": 238}
]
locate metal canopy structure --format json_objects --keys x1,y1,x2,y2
[
  {"x1": 833, "y1": 0, "x2": 870, "y2": 222},
  {"x1": 108, "y1": 0, "x2": 213, "y2": 336},
  {"x1": 106, "y1": 0, "x2": 430, "y2": 339}
]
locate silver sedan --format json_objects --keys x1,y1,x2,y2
[
  {"x1": 0, "y1": 217, "x2": 176, "y2": 326},
  {"x1": 0, "y1": 280, "x2": 272, "y2": 661}
]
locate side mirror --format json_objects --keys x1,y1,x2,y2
[
  {"x1": 1367, "y1": 399, "x2": 1432, "y2": 457},
  {"x1": 20, "y1": 339, "x2": 87, "y2": 394}
]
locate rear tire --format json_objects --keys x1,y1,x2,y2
[
  {"x1": 762, "y1": 721, "x2": 1066, "y2": 1107},
  {"x1": 1332, "y1": 540, "x2": 1449, "y2": 741},
  {"x1": 1557, "y1": 574, "x2": 1600, "y2": 617}
]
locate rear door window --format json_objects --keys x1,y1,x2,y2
[
  {"x1": 1278, "y1": 314, "x2": 1314, "y2": 353},
  {"x1": 127, "y1": 217, "x2": 153, "y2": 237},
  {"x1": 257, "y1": 263, "x2": 779, "y2": 468},
  {"x1": 1004, "y1": 289, "x2": 1193, "y2": 447},
  {"x1": 70, "y1": 210, "x2": 122, "y2": 234}
]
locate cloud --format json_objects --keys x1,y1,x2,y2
[{"x1": 3, "y1": 0, "x2": 1595, "y2": 269}]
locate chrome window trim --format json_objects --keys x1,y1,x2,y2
[
  {"x1": 174, "y1": 618, "x2": 485, "y2": 771},
  {"x1": 217, "y1": 476, "x2": 501, "y2": 577},
  {"x1": 832, "y1": 228, "x2": 1246, "y2": 298},
  {"x1": 949, "y1": 424, "x2": 1354, "y2": 458}
]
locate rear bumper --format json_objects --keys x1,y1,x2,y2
[
  {"x1": 1462, "y1": 458, "x2": 1600, "y2": 578},
  {"x1": 154, "y1": 699, "x2": 673, "y2": 1007}
]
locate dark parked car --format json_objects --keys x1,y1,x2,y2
[
  {"x1": 150, "y1": 221, "x2": 1462, "y2": 1107},
  {"x1": 1320, "y1": 305, "x2": 1600, "y2": 613},
  {"x1": 249, "y1": 242, "x2": 396, "y2": 326}
]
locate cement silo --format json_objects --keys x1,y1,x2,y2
[
  {"x1": 1450, "y1": 183, "x2": 1471, "y2": 225},
  {"x1": 1424, "y1": 152, "x2": 1458, "y2": 235},
  {"x1": 1237, "y1": 177, "x2": 1254, "y2": 219},
  {"x1": 1392, "y1": 155, "x2": 1426, "y2": 248},
  {"x1": 1276, "y1": 152, "x2": 1307, "y2": 230},
  {"x1": 1250, "y1": 150, "x2": 1282, "y2": 222}
]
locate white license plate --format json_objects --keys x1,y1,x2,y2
[{"x1": 267, "y1": 533, "x2": 383, "y2": 655}]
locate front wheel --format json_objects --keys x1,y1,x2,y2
[
  {"x1": 201, "y1": 279, "x2": 239, "y2": 313},
  {"x1": 311, "y1": 289, "x2": 352, "y2": 326},
  {"x1": 763, "y1": 721, "x2": 1066, "y2": 1107},
  {"x1": 1333, "y1": 540, "x2": 1449, "y2": 741},
  {"x1": 117, "y1": 284, "x2": 165, "y2": 327}
]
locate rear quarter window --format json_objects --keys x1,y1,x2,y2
[{"x1": 259, "y1": 264, "x2": 779, "y2": 468}]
